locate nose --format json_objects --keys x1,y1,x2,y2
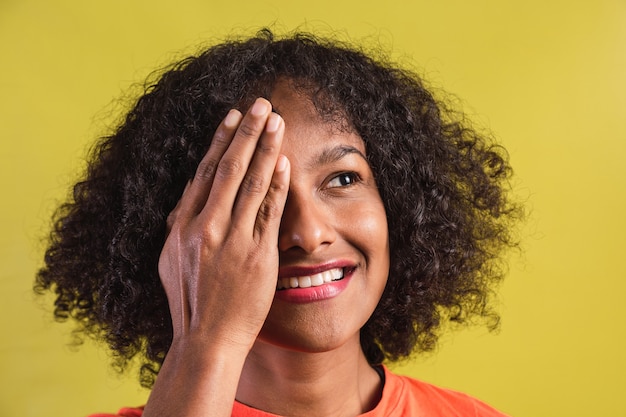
[{"x1": 278, "y1": 191, "x2": 336, "y2": 254}]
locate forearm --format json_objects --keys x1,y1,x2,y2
[{"x1": 142, "y1": 339, "x2": 248, "y2": 417}]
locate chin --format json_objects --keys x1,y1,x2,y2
[{"x1": 256, "y1": 310, "x2": 364, "y2": 355}]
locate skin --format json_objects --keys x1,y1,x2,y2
[{"x1": 144, "y1": 82, "x2": 390, "y2": 417}]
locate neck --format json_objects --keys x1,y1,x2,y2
[{"x1": 236, "y1": 338, "x2": 382, "y2": 417}]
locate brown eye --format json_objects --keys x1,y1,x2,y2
[{"x1": 327, "y1": 172, "x2": 359, "y2": 188}]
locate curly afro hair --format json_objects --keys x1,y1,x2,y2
[{"x1": 36, "y1": 29, "x2": 520, "y2": 388}]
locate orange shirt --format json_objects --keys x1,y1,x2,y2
[{"x1": 89, "y1": 366, "x2": 509, "y2": 417}]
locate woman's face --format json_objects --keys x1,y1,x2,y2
[{"x1": 256, "y1": 83, "x2": 390, "y2": 353}]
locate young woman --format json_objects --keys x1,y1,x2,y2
[{"x1": 36, "y1": 30, "x2": 519, "y2": 416}]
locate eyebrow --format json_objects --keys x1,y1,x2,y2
[
  {"x1": 310, "y1": 145, "x2": 368, "y2": 169},
  {"x1": 270, "y1": 106, "x2": 367, "y2": 166}
]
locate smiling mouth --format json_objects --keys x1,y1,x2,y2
[{"x1": 276, "y1": 267, "x2": 345, "y2": 290}]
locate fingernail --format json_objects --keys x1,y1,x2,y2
[
  {"x1": 224, "y1": 109, "x2": 241, "y2": 128},
  {"x1": 276, "y1": 155, "x2": 288, "y2": 172},
  {"x1": 251, "y1": 98, "x2": 268, "y2": 116},
  {"x1": 266, "y1": 113, "x2": 282, "y2": 132}
]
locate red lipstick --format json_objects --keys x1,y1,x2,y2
[{"x1": 275, "y1": 261, "x2": 355, "y2": 304}]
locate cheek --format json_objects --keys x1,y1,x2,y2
[
  {"x1": 348, "y1": 199, "x2": 390, "y2": 314},
  {"x1": 342, "y1": 198, "x2": 389, "y2": 268}
]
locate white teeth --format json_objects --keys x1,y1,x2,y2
[
  {"x1": 277, "y1": 267, "x2": 345, "y2": 290},
  {"x1": 311, "y1": 274, "x2": 323, "y2": 286},
  {"x1": 299, "y1": 276, "x2": 312, "y2": 288}
]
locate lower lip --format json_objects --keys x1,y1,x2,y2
[{"x1": 274, "y1": 271, "x2": 353, "y2": 304}]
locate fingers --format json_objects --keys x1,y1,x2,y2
[
  {"x1": 230, "y1": 111, "x2": 287, "y2": 231},
  {"x1": 201, "y1": 99, "x2": 283, "y2": 230},
  {"x1": 176, "y1": 109, "x2": 244, "y2": 217},
  {"x1": 169, "y1": 97, "x2": 288, "y2": 243},
  {"x1": 253, "y1": 154, "x2": 290, "y2": 241},
  {"x1": 175, "y1": 98, "x2": 273, "y2": 216}
]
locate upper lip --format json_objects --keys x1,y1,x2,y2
[{"x1": 278, "y1": 260, "x2": 355, "y2": 279}]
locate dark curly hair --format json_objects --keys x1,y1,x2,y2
[{"x1": 36, "y1": 29, "x2": 520, "y2": 388}]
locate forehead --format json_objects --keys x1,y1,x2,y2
[{"x1": 269, "y1": 82, "x2": 366, "y2": 157}]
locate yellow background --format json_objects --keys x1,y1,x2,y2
[{"x1": 1, "y1": 1, "x2": 625, "y2": 416}]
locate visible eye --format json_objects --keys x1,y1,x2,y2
[{"x1": 327, "y1": 172, "x2": 360, "y2": 188}]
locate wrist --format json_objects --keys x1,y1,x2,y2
[{"x1": 167, "y1": 333, "x2": 251, "y2": 372}]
